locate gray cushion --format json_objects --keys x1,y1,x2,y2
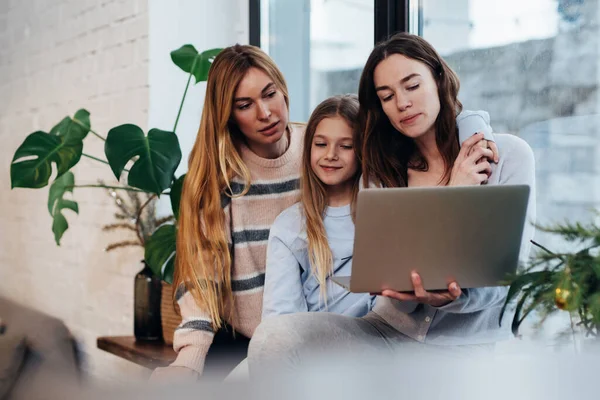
[{"x1": 0, "y1": 332, "x2": 28, "y2": 399}]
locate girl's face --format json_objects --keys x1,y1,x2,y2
[
  {"x1": 310, "y1": 116, "x2": 358, "y2": 190},
  {"x1": 231, "y1": 67, "x2": 289, "y2": 155},
  {"x1": 373, "y1": 54, "x2": 440, "y2": 140}
]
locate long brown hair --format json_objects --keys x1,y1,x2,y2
[
  {"x1": 300, "y1": 94, "x2": 360, "y2": 301},
  {"x1": 175, "y1": 44, "x2": 290, "y2": 329},
  {"x1": 357, "y1": 32, "x2": 463, "y2": 188}
]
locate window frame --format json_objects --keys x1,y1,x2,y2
[{"x1": 248, "y1": 0, "x2": 416, "y2": 47}]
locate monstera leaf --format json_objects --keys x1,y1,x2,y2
[
  {"x1": 11, "y1": 109, "x2": 90, "y2": 189},
  {"x1": 170, "y1": 174, "x2": 186, "y2": 220},
  {"x1": 47, "y1": 171, "x2": 79, "y2": 245},
  {"x1": 104, "y1": 124, "x2": 182, "y2": 195},
  {"x1": 145, "y1": 224, "x2": 177, "y2": 284},
  {"x1": 49, "y1": 109, "x2": 91, "y2": 143},
  {"x1": 170, "y1": 45, "x2": 222, "y2": 83}
]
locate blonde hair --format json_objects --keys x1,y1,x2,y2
[
  {"x1": 300, "y1": 94, "x2": 360, "y2": 302},
  {"x1": 175, "y1": 44, "x2": 290, "y2": 329}
]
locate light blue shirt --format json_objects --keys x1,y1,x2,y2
[{"x1": 262, "y1": 203, "x2": 376, "y2": 318}]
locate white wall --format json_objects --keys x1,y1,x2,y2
[
  {"x1": 148, "y1": 0, "x2": 249, "y2": 179},
  {"x1": 0, "y1": 0, "x2": 249, "y2": 383},
  {"x1": 0, "y1": 0, "x2": 152, "y2": 383}
]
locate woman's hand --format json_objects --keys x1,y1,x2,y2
[
  {"x1": 380, "y1": 272, "x2": 462, "y2": 307},
  {"x1": 471, "y1": 135, "x2": 499, "y2": 164},
  {"x1": 449, "y1": 133, "x2": 494, "y2": 186}
]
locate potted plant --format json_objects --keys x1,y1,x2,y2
[
  {"x1": 500, "y1": 218, "x2": 600, "y2": 342},
  {"x1": 9, "y1": 45, "x2": 222, "y2": 343}
]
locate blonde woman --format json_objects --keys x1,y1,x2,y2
[
  {"x1": 151, "y1": 44, "x2": 304, "y2": 380},
  {"x1": 153, "y1": 44, "x2": 496, "y2": 380}
]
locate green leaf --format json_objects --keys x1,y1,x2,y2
[
  {"x1": 170, "y1": 174, "x2": 186, "y2": 220},
  {"x1": 499, "y1": 270, "x2": 553, "y2": 325},
  {"x1": 589, "y1": 293, "x2": 600, "y2": 325},
  {"x1": 511, "y1": 291, "x2": 530, "y2": 337},
  {"x1": 512, "y1": 289, "x2": 547, "y2": 337},
  {"x1": 50, "y1": 109, "x2": 91, "y2": 143},
  {"x1": 48, "y1": 172, "x2": 79, "y2": 245},
  {"x1": 163, "y1": 258, "x2": 175, "y2": 286},
  {"x1": 170, "y1": 45, "x2": 222, "y2": 83},
  {"x1": 104, "y1": 124, "x2": 182, "y2": 195},
  {"x1": 145, "y1": 224, "x2": 176, "y2": 283},
  {"x1": 11, "y1": 110, "x2": 91, "y2": 189}
]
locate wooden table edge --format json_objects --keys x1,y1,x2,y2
[{"x1": 97, "y1": 335, "x2": 176, "y2": 370}]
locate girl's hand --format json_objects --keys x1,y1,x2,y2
[
  {"x1": 380, "y1": 272, "x2": 462, "y2": 307},
  {"x1": 449, "y1": 133, "x2": 493, "y2": 186}
]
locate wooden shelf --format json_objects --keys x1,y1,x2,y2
[{"x1": 97, "y1": 336, "x2": 176, "y2": 370}]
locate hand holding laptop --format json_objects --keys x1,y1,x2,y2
[
  {"x1": 331, "y1": 185, "x2": 530, "y2": 295},
  {"x1": 375, "y1": 271, "x2": 462, "y2": 307}
]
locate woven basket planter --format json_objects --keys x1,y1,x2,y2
[{"x1": 160, "y1": 282, "x2": 182, "y2": 345}]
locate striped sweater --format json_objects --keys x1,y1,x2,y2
[{"x1": 167, "y1": 123, "x2": 305, "y2": 374}]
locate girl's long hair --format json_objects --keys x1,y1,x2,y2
[
  {"x1": 174, "y1": 44, "x2": 289, "y2": 329},
  {"x1": 300, "y1": 94, "x2": 360, "y2": 302},
  {"x1": 357, "y1": 32, "x2": 463, "y2": 188}
]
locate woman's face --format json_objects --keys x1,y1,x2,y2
[
  {"x1": 231, "y1": 67, "x2": 289, "y2": 152},
  {"x1": 373, "y1": 54, "x2": 440, "y2": 140}
]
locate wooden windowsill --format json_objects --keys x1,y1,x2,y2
[{"x1": 97, "y1": 336, "x2": 176, "y2": 370}]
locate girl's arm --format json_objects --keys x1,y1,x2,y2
[
  {"x1": 262, "y1": 213, "x2": 309, "y2": 318},
  {"x1": 457, "y1": 110, "x2": 494, "y2": 144}
]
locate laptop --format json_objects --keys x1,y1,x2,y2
[{"x1": 331, "y1": 185, "x2": 531, "y2": 293}]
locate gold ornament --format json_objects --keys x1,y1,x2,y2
[{"x1": 555, "y1": 287, "x2": 571, "y2": 310}]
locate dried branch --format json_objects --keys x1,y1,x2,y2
[
  {"x1": 104, "y1": 240, "x2": 143, "y2": 252},
  {"x1": 156, "y1": 216, "x2": 176, "y2": 226},
  {"x1": 135, "y1": 194, "x2": 157, "y2": 245},
  {"x1": 102, "y1": 223, "x2": 138, "y2": 233}
]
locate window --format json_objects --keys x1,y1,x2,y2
[
  {"x1": 251, "y1": 0, "x2": 376, "y2": 122},
  {"x1": 419, "y1": 0, "x2": 599, "y2": 254}
]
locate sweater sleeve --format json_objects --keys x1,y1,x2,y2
[
  {"x1": 435, "y1": 135, "x2": 537, "y2": 314},
  {"x1": 457, "y1": 110, "x2": 494, "y2": 145},
  {"x1": 497, "y1": 135, "x2": 537, "y2": 264},
  {"x1": 154, "y1": 200, "x2": 234, "y2": 376},
  {"x1": 166, "y1": 290, "x2": 215, "y2": 374},
  {"x1": 262, "y1": 210, "x2": 308, "y2": 318}
]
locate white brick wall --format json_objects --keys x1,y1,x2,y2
[{"x1": 0, "y1": 0, "x2": 151, "y2": 383}]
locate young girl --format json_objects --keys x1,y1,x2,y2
[
  {"x1": 261, "y1": 95, "x2": 496, "y2": 319},
  {"x1": 262, "y1": 94, "x2": 373, "y2": 318}
]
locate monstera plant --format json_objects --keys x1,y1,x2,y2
[{"x1": 10, "y1": 45, "x2": 222, "y2": 284}]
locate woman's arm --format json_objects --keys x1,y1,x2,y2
[
  {"x1": 436, "y1": 134, "x2": 537, "y2": 314},
  {"x1": 497, "y1": 134, "x2": 537, "y2": 263},
  {"x1": 151, "y1": 199, "x2": 236, "y2": 380},
  {"x1": 433, "y1": 286, "x2": 508, "y2": 313},
  {"x1": 382, "y1": 134, "x2": 536, "y2": 312}
]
